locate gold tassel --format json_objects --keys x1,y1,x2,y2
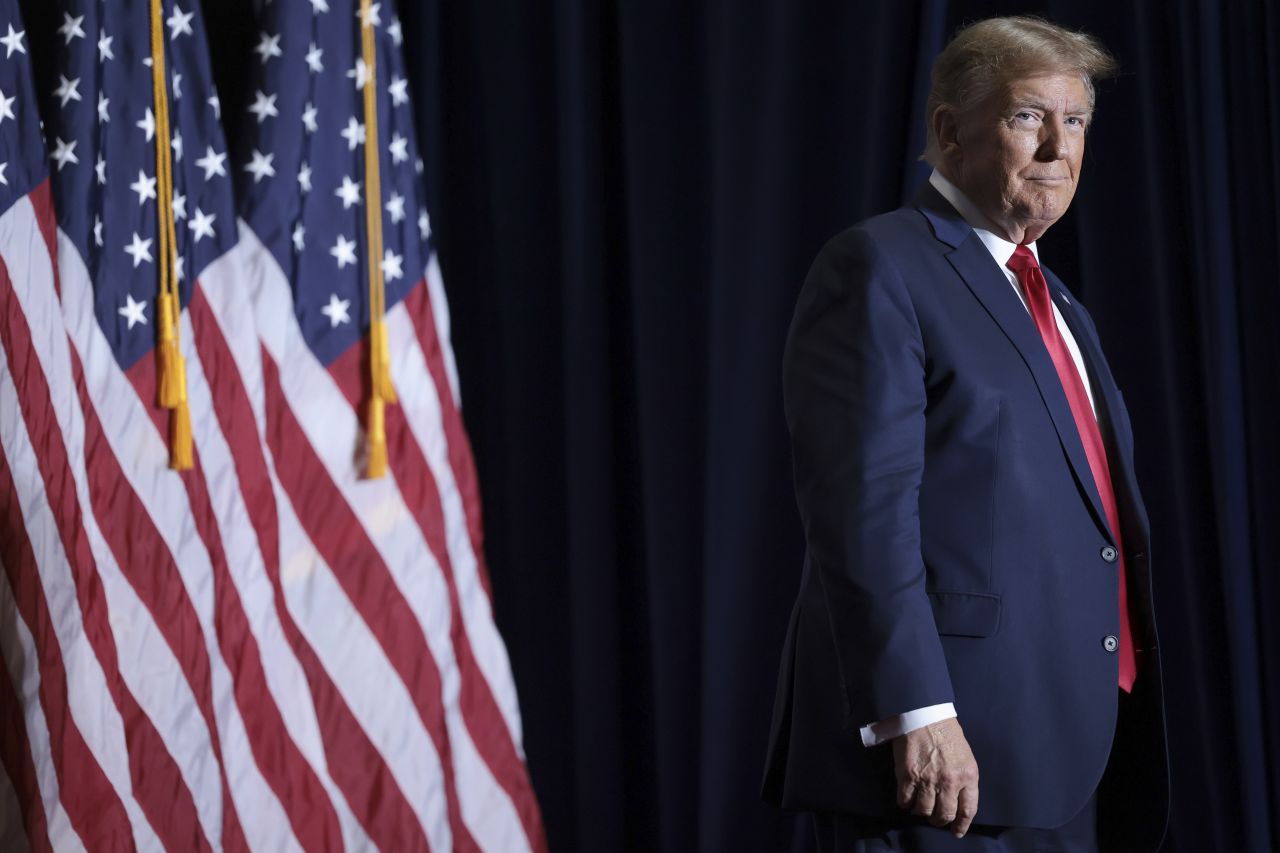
[
  {"x1": 366, "y1": 394, "x2": 388, "y2": 478},
  {"x1": 371, "y1": 319, "x2": 397, "y2": 402},
  {"x1": 170, "y1": 400, "x2": 194, "y2": 471},
  {"x1": 156, "y1": 293, "x2": 181, "y2": 407}
]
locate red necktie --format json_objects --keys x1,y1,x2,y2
[{"x1": 1006, "y1": 246, "x2": 1138, "y2": 692}]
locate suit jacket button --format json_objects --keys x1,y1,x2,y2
[
  {"x1": 1103, "y1": 635, "x2": 1119, "y2": 652},
  {"x1": 1101, "y1": 546, "x2": 1118, "y2": 563}
]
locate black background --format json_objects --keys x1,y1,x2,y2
[{"x1": 204, "y1": 1, "x2": 1280, "y2": 850}]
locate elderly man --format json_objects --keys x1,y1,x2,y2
[{"x1": 762, "y1": 16, "x2": 1169, "y2": 853}]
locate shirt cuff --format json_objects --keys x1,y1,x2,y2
[{"x1": 859, "y1": 703, "x2": 957, "y2": 747}]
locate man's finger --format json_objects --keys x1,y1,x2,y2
[
  {"x1": 951, "y1": 784, "x2": 979, "y2": 838},
  {"x1": 897, "y1": 780, "x2": 916, "y2": 810},
  {"x1": 911, "y1": 783, "x2": 936, "y2": 818},
  {"x1": 929, "y1": 782, "x2": 959, "y2": 827}
]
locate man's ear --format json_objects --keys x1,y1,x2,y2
[{"x1": 933, "y1": 106, "x2": 962, "y2": 163}]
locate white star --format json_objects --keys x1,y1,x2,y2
[
  {"x1": 340, "y1": 116, "x2": 365, "y2": 150},
  {"x1": 137, "y1": 107, "x2": 155, "y2": 141},
  {"x1": 53, "y1": 75, "x2": 81, "y2": 107},
  {"x1": 292, "y1": 223, "x2": 306, "y2": 253},
  {"x1": 171, "y1": 131, "x2": 183, "y2": 162},
  {"x1": 415, "y1": 157, "x2": 424, "y2": 175},
  {"x1": 380, "y1": 249, "x2": 403, "y2": 281},
  {"x1": 255, "y1": 32, "x2": 282, "y2": 64},
  {"x1": 124, "y1": 232, "x2": 152, "y2": 267},
  {"x1": 330, "y1": 235, "x2": 357, "y2": 268},
  {"x1": 174, "y1": 254, "x2": 185, "y2": 283},
  {"x1": 0, "y1": 162, "x2": 6, "y2": 186},
  {"x1": 309, "y1": 0, "x2": 330, "y2": 12},
  {"x1": 321, "y1": 293, "x2": 351, "y2": 326},
  {"x1": 298, "y1": 162, "x2": 312, "y2": 193},
  {"x1": 389, "y1": 133, "x2": 409, "y2": 164},
  {"x1": 189, "y1": 208, "x2": 216, "y2": 243},
  {"x1": 244, "y1": 149, "x2": 275, "y2": 183},
  {"x1": 385, "y1": 192, "x2": 406, "y2": 224},
  {"x1": 208, "y1": 93, "x2": 221, "y2": 119},
  {"x1": 172, "y1": 191, "x2": 186, "y2": 220},
  {"x1": 388, "y1": 18, "x2": 403, "y2": 46},
  {"x1": 335, "y1": 175, "x2": 362, "y2": 209},
  {"x1": 95, "y1": 154, "x2": 106, "y2": 185},
  {"x1": 93, "y1": 215, "x2": 102, "y2": 246},
  {"x1": 129, "y1": 170, "x2": 157, "y2": 205},
  {"x1": 248, "y1": 90, "x2": 278, "y2": 123},
  {"x1": 418, "y1": 209, "x2": 431, "y2": 240},
  {"x1": 142, "y1": 56, "x2": 152, "y2": 68},
  {"x1": 97, "y1": 29, "x2": 112, "y2": 61},
  {"x1": 305, "y1": 42, "x2": 323, "y2": 73},
  {"x1": 58, "y1": 13, "x2": 85, "y2": 45},
  {"x1": 357, "y1": 3, "x2": 381, "y2": 27},
  {"x1": 167, "y1": 5, "x2": 194, "y2": 39},
  {"x1": 1, "y1": 24, "x2": 25, "y2": 58},
  {"x1": 172, "y1": 73, "x2": 182, "y2": 99},
  {"x1": 301, "y1": 102, "x2": 318, "y2": 134},
  {"x1": 196, "y1": 146, "x2": 227, "y2": 179},
  {"x1": 0, "y1": 89, "x2": 14, "y2": 125},
  {"x1": 51, "y1": 138, "x2": 77, "y2": 170},
  {"x1": 388, "y1": 77, "x2": 409, "y2": 106},
  {"x1": 96, "y1": 91, "x2": 109, "y2": 123},
  {"x1": 347, "y1": 58, "x2": 370, "y2": 90},
  {"x1": 118, "y1": 294, "x2": 147, "y2": 329}
]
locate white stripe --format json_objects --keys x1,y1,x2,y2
[
  {"x1": 425, "y1": 256, "x2": 461, "y2": 407},
  {"x1": 241, "y1": 223, "x2": 527, "y2": 846},
  {"x1": 0, "y1": 196, "x2": 162, "y2": 851}
]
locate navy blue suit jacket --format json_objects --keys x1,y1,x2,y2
[{"x1": 763, "y1": 184, "x2": 1169, "y2": 849}]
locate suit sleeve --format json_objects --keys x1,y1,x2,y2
[{"x1": 783, "y1": 227, "x2": 955, "y2": 727}]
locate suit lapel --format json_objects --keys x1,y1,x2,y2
[{"x1": 914, "y1": 183, "x2": 1114, "y2": 544}]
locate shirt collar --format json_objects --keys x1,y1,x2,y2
[{"x1": 928, "y1": 169, "x2": 1039, "y2": 269}]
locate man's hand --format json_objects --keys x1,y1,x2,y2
[{"x1": 892, "y1": 717, "x2": 979, "y2": 838}]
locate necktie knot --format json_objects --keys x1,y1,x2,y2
[{"x1": 1006, "y1": 244, "x2": 1039, "y2": 274}]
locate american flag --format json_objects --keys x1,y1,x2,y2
[{"x1": 0, "y1": 0, "x2": 544, "y2": 848}]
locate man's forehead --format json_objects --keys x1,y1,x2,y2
[{"x1": 1000, "y1": 74, "x2": 1092, "y2": 109}]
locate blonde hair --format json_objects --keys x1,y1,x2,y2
[{"x1": 922, "y1": 16, "x2": 1118, "y2": 165}]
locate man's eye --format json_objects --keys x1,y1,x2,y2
[{"x1": 1014, "y1": 112, "x2": 1038, "y2": 122}]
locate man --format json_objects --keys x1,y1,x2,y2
[{"x1": 762, "y1": 16, "x2": 1169, "y2": 852}]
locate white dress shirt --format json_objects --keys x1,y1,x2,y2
[{"x1": 858, "y1": 170, "x2": 1098, "y2": 747}]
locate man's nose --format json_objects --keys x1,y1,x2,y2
[{"x1": 1036, "y1": 119, "x2": 1069, "y2": 160}]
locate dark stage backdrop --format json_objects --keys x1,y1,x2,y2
[{"x1": 204, "y1": 1, "x2": 1280, "y2": 851}]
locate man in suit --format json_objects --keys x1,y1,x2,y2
[{"x1": 763, "y1": 16, "x2": 1169, "y2": 852}]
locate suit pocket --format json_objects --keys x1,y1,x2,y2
[{"x1": 927, "y1": 591, "x2": 1001, "y2": 638}]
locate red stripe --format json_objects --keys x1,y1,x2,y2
[
  {"x1": 260, "y1": 348, "x2": 447, "y2": 851},
  {"x1": 333, "y1": 284, "x2": 546, "y2": 850},
  {"x1": 29, "y1": 183, "x2": 60, "y2": 303},
  {"x1": 0, "y1": 247, "x2": 170, "y2": 851}
]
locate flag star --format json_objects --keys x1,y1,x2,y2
[
  {"x1": 335, "y1": 175, "x2": 362, "y2": 209},
  {"x1": 248, "y1": 90, "x2": 278, "y2": 123},
  {"x1": 330, "y1": 235, "x2": 357, "y2": 268},
  {"x1": 118, "y1": 294, "x2": 148, "y2": 329},
  {"x1": 51, "y1": 138, "x2": 77, "y2": 170},
  {"x1": 97, "y1": 91, "x2": 109, "y2": 123},
  {"x1": 171, "y1": 131, "x2": 183, "y2": 162},
  {"x1": 385, "y1": 192, "x2": 406, "y2": 224},
  {"x1": 97, "y1": 29, "x2": 112, "y2": 61},
  {"x1": 388, "y1": 133, "x2": 409, "y2": 164},
  {"x1": 321, "y1": 293, "x2": 351, "y2": 326},
  {"x1": 415, "y1": 157, "x2": 424, "y2": 175},
  {"x1": 137, "y1": 107, "x2": 155, "y2": 141},
  {"x1": 388, "y1": 18, "x2": 403, "y2": 46},
  {"x1": 357, "y1": 3, "x2": 381, "y2": 28},
  {"x1": 93, "y1": 215, "x2": 102, "y2": 246},
  {"x1": 172, "y1": 191, "x2": 187, "y2": 220},
  {"x1": 142, "y1": 56, "x2": 152, "y2": 68},
  {"x1": 301, "y1": 102, "x2": 318, "y2": 133},
  {"x1": 189, "y1": 208, "x2": 216, "y2": 243},
  {"x1": 388, "y1": 77, "x2": 409, "y2": 106},
  {"x1": 53, "y1": 75, "x2": 81, "y2": 107},
  {"x1": 58, "y1": 13, "x2": 85, "y2": 45},
  {"x1": 0, "y1": 89, "x2": 14, "y2": 124},
  {"x1": 0, "y1": 162, "x2": 6, "y2": 185},
  {"x1": 130, "y1": 170, "x2": 157, "y2": 205},
  {"x1": 208, "y1": 93, "x2": 221, "y2": 119},
  {"x1": 340, "y1": 116, "x2": 365, "y2": 150},
  {"x1": 305, "y1": 42, "x2": 323, "y2": 73},
  {"x1": 380, "y1": 249, "x2": 403, "y2": 281},
  {"x1": 124, "y1": 232, "x2": 152, "y2": 267},
  {"x1": 166, "y1": 5, "x2": 194, "y2": 39},
  {"x1": 255, "y1": 32, "x2": 282, "y2": 64},
  {"x1": 347, "y1": 58, "x2": 370, "y2": 90},
  {"x1": 309, "y1": 0, "x2": 330, "y2": 12},
  {"x1": 418, "y1": 209, "x2": 431, "y2": 240},
  {"x1": 298, "y1": 162, "x2": 312, "y2": 193},
  {"x1": 292, "y1": 223, "x2": 306, "y2": 253},
  {"x1": 1, "y1": 23, "x2": 24, "y2": 58},
  {"x1": 94, "y1": 154, "x2": 106, "y2": 185},
  {"x1": 196, "y1": 146, "x2": 227, "y2": 179},
  {"x1": 174, "y1": 254, "x2": 185, "y2": 283},
  {"x1": 172, "y1": 73, "x2": 182, "y2": 99},
  {"x1": 244, "y1": 149, "x2": 276, "y2": 183}
]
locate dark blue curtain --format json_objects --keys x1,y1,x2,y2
[{"x1": 206, "y1": 1, "x2": 1279, "y2": 850}]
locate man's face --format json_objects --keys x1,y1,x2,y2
[{"x1": 946, "y1": 73, "x2": 1091, "y2": 244}]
